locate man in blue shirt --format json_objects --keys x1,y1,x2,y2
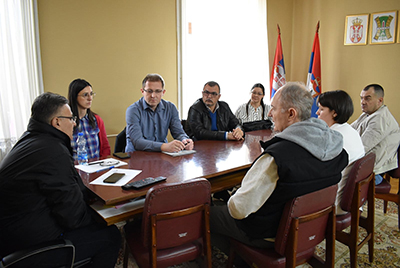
[{"x1": 125, "y1": 73, "x2": 194, "y2": 152}]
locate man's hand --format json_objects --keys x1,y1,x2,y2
[
  {"x1": 228, "y1": 128, "x2": 244, "y2": 141},
  {"x1": 161, "y1": 140, "x2": 186, "y2": 153},
  {"x1": 182, "y1": 139, "x2": 194, "y2": 150}
]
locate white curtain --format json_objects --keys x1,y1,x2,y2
[{"x1": 0, "y1": 0, "x2": 43, "y2": 161}]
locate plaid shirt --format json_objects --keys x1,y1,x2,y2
[{"x1": 71, "y1": 115, "x2": 100, "y2": 160}]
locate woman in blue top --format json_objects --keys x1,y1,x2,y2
[{"x1": 68, "y1": 78, "x2": 110, "y2": 160}]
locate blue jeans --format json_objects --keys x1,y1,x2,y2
[{"x1": 375, "y1": 174, "x2": 383, "y2": 185}]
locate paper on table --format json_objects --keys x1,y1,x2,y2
[
  {"x1": 162, "y1": 150, "x2": 196, "y2": 157},
  {"x1": 75, "y1": 158, "x2": 127, "y2": 173},
  {"x1": 90, "y1": 198, "x2": 145, "y2": 219},
  {"x1": 89, "y1": 168, "x2": 142, "y2": 186}
]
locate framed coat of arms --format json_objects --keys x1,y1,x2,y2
[
  {"x1": 370, "y1": 10, "x2": 397, "y2": 44},
  {"x1": 344, "y1": 14, "x2": 369, "y2": 45},
  {"x1": 398, "y1": 15, "x2": 400, "y2": 43}
]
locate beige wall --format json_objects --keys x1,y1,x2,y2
[
  {"x1": 37, "y1": 0, "x2": 178, "y2": 140},
  {"x1": 38, "y1": 0, "x2": 400, "y2": 143}
]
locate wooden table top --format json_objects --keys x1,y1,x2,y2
[{"x1": 78, "y1": 129, "x2": 273, "y2": 205}]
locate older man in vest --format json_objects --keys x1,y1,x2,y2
[{"x1": 210, "y1": 82, "x2": 348, "y2": 254}]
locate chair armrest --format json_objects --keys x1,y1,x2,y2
[{"x1": 1, "y1": 239, "x2": 74, "y2": 268}]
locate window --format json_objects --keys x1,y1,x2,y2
[{"x1": 178, "y1": 0, "x2": 269, "y2": 119}]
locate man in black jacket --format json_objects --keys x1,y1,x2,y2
[
  {"x1": 186, "y1": 81, "x2": 244, "y2": 141},
  {"x1": 0, "y1": 92, "x2": 121, "y2": 267}
]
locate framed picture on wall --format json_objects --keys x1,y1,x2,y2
[
  {"x1": 370, "y1": 10, "x2": 397, "y2": 44},
  {"x1": 398, "y1": 14, "x2": 400, "y2": 43},
  {"x1": 344, "y1": 14, "x2": 369, "y2": 45}
]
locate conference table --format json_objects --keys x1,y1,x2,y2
[{"x1": 78, "y1": 129, "x2": 273, "y2": 225}]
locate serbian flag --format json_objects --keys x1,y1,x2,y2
[
  {"x1": 270, "y1": 24, "x2": 286, "y2": 99},
  {"x1": 306, "y1": 21, "x2": 321, "y2": 118}
]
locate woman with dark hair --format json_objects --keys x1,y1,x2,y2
[
  {"x1": 235, "y1": 83, "x2": 271, "y2": 124},
  {"x1": 317, "y1": 90, "x2": 364, "y2": 215},
  {"x1": 68, "y1": 78, "x2": 110, "y2": 160}
]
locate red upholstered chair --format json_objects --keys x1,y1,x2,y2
[
  {"x1": 336, "y1": 153, "x2": 375, "y2": 268},
  {"x1": 227, "y1": 184, "x2": 338, "y2": 268},
  {"x1": 375, "y1": 145, "x2": 400, "y2": 228},
  {"x1": 123, "y1": 178, "x2": 212, "y2": 268}
]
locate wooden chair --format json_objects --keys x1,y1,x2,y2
[
  {"x1": 336, "y1": 153, "x2": 376, "y2": 268},
  {"x1": 375, "y1": 145, "x2": 400, "y2": 228},
  {"x1": 123, "y1": 178, "x2": 212, "y2": 268},
  {"x1": 227, "y1": 184, "x2": 338, "y2": 268}
]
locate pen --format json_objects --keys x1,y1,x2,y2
[
  {"x1": 96, "y1": 165, "x2": 115, "y2": 173},
  {"x1": 89, "y1": 161, "x2": 104, "y2": 165}
]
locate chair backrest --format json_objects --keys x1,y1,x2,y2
[
  {"x1": 388, "y1": 145, "x2": 400, "y2": 178},
  {"x1": 274, "y1": 184, "x2": 338, "y2": 256},
  {"x1": 340, "y1": 153, "x2": 376, "y2": 212},
  {"x1": 141, "y1": 178, "x2": 211, "y2": 250},
  {"x1": 181, "y1": 119, "x2": 189, "y2": 135},
  {"x1": 114, "y1": 127, "x2": 126, "y2": 153}
]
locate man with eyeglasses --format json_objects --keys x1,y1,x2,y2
[
  {"x1": 0, "y1": 92, "x2": 121, "y2": 267},
  {"x1": 125, "y1": 73, "x2": 194, "y2": 152},
  {"x1": 186, "y1": 81, "x2": 244, "y2": 141}
]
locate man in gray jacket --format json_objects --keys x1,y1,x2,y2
[{"x1": 351, "y1": 84, "x2": 400, "y2": 185}]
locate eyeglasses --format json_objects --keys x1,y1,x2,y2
[
  {"x1": 143, "y1": 88, "x2": 164, "y2": 94},
  {"x1": 202, "y1": 90, "x2": 219, "y2": 97},
  {"x1": 251, "y1": 91, "x2": 264, "y2": 96},
  {"x1": 57, "y1": 116, "x2": 77, "y2": 122},
  {"x1": 78, "y1": 92, "x2": 96, "y2": 98}
]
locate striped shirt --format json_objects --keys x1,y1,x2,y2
[
  {"x1": 71, "y1": 115, "x2": 100, "y2": 160},
  {"x1": 235, "y1": 103, "x2": 271, "y2": 124}
]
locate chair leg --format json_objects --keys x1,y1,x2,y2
[
  {"x1": 226, "y1": 246, "x2": 235, "y2": 268},
  {"x1": 349, "y1": 199, "x2": 361, "y2": 268},
  {"x1": 398, "y1": 204, "x2": 400, "y2": 229},
  {"x1": 368, "y1": 237, "x2": 374, "y2": 263},
  {"x1": 123, "y1": 241, "x2": 129, "y2": 268},
  {"x1": 349, "y1": 247, "x2": 358, "y2": 268},
  {"x1": 383, "y1": 200, "x2": 388, "y2": 213},
  {"x1": 368, "y1": 184, "x2": 375, "y2": 263}
]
